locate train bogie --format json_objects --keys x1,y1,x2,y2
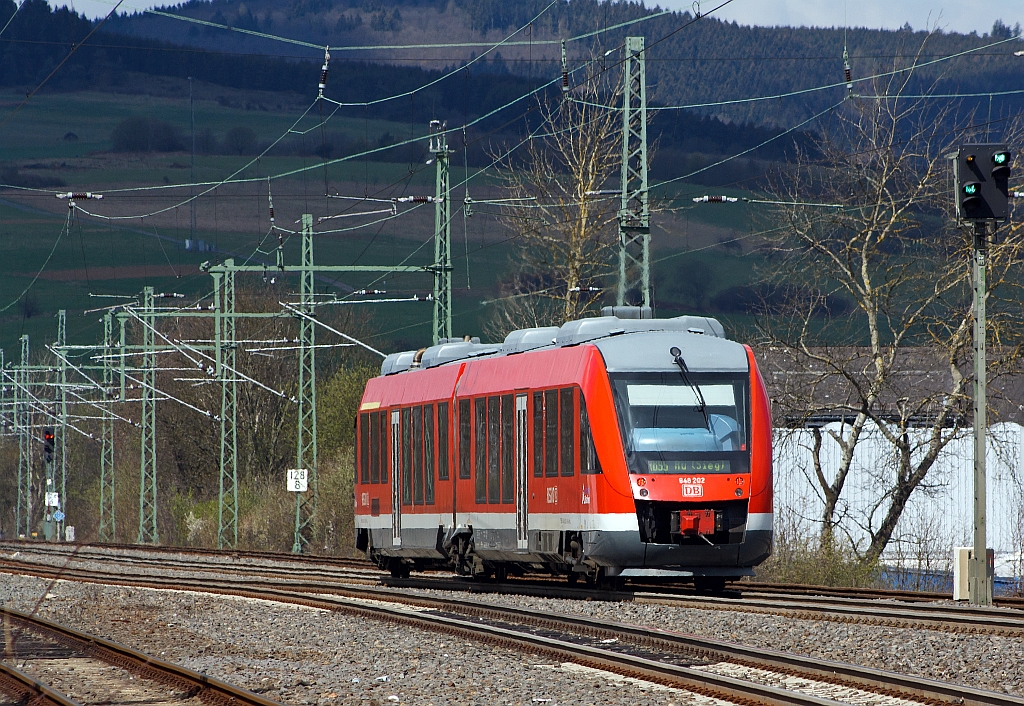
[{"x1": 353, "y1": 308, "x2": 773, "y2": 586}]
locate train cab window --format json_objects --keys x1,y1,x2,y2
[
  {"x1": 560, "y1": 388, "x2": 575, "y2": 476},
  {"x1": 378, "y1": 411, "x2": 388, "y2": 483},
  {"x1": 487, "y1": 396, "x2": 501, "y2": 504},
  {"x1": 359, "y1": 413, "x2": 370, "y2": 484},
  {"x1": 401, "y1": 408, "x2": 413, "y2": 505},
  {"x1": 475, "y1": 398, "x2": 487, "y2": 503},
  {"x1": 459, "y1": 399, "x2": 472, "y2": 480},
  {"x1": 437, "y1": 402, "x2": 450, "y2": 481},
  {"x1": 532, "y1": 392, "x2": 543, "y2": 478},
  {"x1": 369, "y1": 412, "x2": 380, "y2": 484},
  {"x1": 544, "y1": 389, "x2": 558, "y2": 477},
  {"x1": 412, "y1": 406, "x2": 424, "y2": 505},
  {"x1": 501, "y1": 394, "x2": 514, "y2": 503},
  {"x1": 424, "y1": 404, "x2": 435, "y2": 504},
  {"x1": 580, "y1": 397, "x2": 601, "y2": 474}
]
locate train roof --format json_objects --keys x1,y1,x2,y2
[{"x1": 379, "y1": 307, "x2": 747, "y2": 377}]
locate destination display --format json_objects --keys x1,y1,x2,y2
[{"x1": 645, "y1": 459, "x2": 731, "y2": 473}]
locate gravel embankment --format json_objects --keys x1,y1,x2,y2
[
  {"x1": 399, "y1": 589, "x2": 1024, "y2": 696},
  {"x1": 0, "y1": 574, "x2": 722, "y2": 706}
]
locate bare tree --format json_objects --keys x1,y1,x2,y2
[
  {"x1": 486, "y1": 71, "x2": 621, "y2": 339},
  {"x1": 758, "y1": 49, "x2": 1024, "y2": 564}
]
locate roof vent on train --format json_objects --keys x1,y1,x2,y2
[
  {"x1": 600, "y1": 305, "x2": 652, "y2": 319},
  {"x1": 502, "y1": 326, "x2": 559, "y2": 354},
  {"x1": 380, "y1": 350, "x2": 418, "y2": 375},
  {"x1": 555, "y1": 313, "x2": 726, "y2": 347},
  {"x1": 419, "y1": 340, "x2": 501, "y2": 369}
]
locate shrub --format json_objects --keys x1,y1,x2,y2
[
  {"x1": 224, "y1": 126, "x2": 257, "y2": 155},
  {"x1": 110, "y1": 116, "x2": 183, "y2": 152}
]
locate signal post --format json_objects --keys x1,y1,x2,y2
[{"x1": 953, "y1": 143, "x2": 1012, "y2": 606}]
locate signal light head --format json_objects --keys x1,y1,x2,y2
[
  {"x1": 994, "y1": 152, "x2": 1009, "y2": 166},
  {"x1": 963, "y1": 182, "x2": 979, "y2": 196}
]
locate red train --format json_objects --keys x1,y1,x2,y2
[{"x1": 354, "y1": 307, "x2": 773, "y2": 590}]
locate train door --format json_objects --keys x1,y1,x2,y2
[
  {"x1": 390, "y1": 409, "x2": 401, "y2": 547},
  {"x1": 515, "y1": 393, "x2": 528, "y2": 549}
]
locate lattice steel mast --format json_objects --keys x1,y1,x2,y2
[
  {"x1": 293, "y1": 214, "x2": 318, "y2": 553},
  {"x1": 430, "y1": 120, "x2": 452, "y2": 344},
  {"x1": 616, "y1": 36, "x2": 650, "y2": 307},
  {"x1": 137, "y1": 286, "x2": 158, "y2": 544}
]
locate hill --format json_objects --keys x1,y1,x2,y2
[{"x1": 102, "y1": 0, "x2": 1024, "y2": 129}]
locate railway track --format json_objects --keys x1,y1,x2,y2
[
  {"x1": 5, "y1": 541, "x2": 1024, "y2": 635},
  {"x1": 0, "y1": 605, "x2": 284, "y2": 706},
  {"x1": 4, "y1": 556, "x2": 1021, "y2": 706}
]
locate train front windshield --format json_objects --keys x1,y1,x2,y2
[{"x1": 611, "y1": 373, "x2": 749, "y2": 474}]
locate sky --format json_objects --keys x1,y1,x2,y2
[{"x1": 48, "y1": 0, "x2": 1024, "y2": 37}]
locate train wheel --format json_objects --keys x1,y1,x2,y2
[
  {"x1": 566, "y1": 572, "x2": 578, "y2": 585},
  {"x1": 389, "y1": 561, "x2": 410, "y2": 579},
  {"x1": 493, "y1": 565, "x2": 508, "y2": 582}
]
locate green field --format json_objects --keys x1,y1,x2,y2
[{"x1": 0, "y1": 89, "x2": 764, "y2": 357}]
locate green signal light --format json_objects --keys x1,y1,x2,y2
[
  {"x1": 994, "y1": 152, "x2": 1009, "y2": 165},
  {"x1": 964, "y1": 183, "x2": 978, "y2": 195}
]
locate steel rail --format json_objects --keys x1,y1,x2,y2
[
  {"x1": 0, "y1": 659, "x2": 82, "y2": 706},
  {"x1": 2, "y1": 560, "x2": 1022, "y2": 706},
  {"x1": 6, "y1": 543, "x2": 1024, "y2": 634},
  {"x1": 0, "y1": 606, "x2": 286, "y2": 706}
]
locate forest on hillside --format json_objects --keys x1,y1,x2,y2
[{"x1": 102, "y1": 0, "x2": 1024, "y2": 128}]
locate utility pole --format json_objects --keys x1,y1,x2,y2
[
  {"x1": 616, "y1": 36, "x2": 650, "y2": 308},
  {"x1": 430, "y1": 120, "x2": 452, "y2": 345},
  {"x1": 189, "y1": 76, "x2": 196, "y2": 244},
  {"x1": 16, "y1": 335, "x2": 31, "y2": 538},
  {"x1": 137, "y1": 286, "x2": 158, "y2": 544},
  {"x1": 216, "y1": 263, "x2": 238, "y2": 549},
  {"x1": 99, "y1": 312, "x2": 116, "y2": 542},
  {"x1": 56, "y1": 309, "x2": 67, "y2": 540},
  {"x1": 293, "y1": 214, "x2": 318, "y2": 553}
]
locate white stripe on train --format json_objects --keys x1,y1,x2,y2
[{"x1": 356, "y1": 512, "x2": 774, "y2": 533}]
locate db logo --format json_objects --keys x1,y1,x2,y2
[
  {"x1": 546, "y1": 486, "x2": 558, "y2": 504},
  {"x1": 681, "y1": 484, "x2": 703, "y2": 498}
]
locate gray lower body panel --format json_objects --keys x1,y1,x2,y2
[{"x1": 371, "y1": 523, "x2": 773, "y2": 574}]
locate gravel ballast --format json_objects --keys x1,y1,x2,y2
[{"x1": 1, "y1": 574, "x2": 723, "y2": 706}]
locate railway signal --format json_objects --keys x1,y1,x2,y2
[
  {"x1": 953, "y1": 143, "x2": 1014, "y2": 607},
  {"x1": 43, "y1": 426, "x2": 55, "y2": 463},
  {"x1": 954, "y1": 144, "x2": 1011, "y2": 224}
]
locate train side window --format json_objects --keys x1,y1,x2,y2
[
  {"x1": 475, "y1": 398, "x2": 487, "y2": 503},
  {"x1": 437, "y1": 402, "x2": 450, "y2": 481},
  {"x1": 501, "y1": 394, "x2": 514, "y2": 504},
  {"x1": 544, "y1": 389, "x2": 558, "y2": 477},
  {"x1": 532, "y1": 392, "x2": 543, "y2": 478},
  {"x1": 412, "y1": 406, "x2": 424, "y2": 505},
  {"x1": 560, "y1": 387, "x2": 575, "y2": 477},
  {"x1": 369, "y1": 412, "x2": 380, "y2": 484},
  {"x1": 359, "y1": 413, "x2": 370, "y2": 484},
  {"x1": 459, "y1": 399, "x2": 472, "y2": 480},
  {"x1": 379, "y1": 411, "x2": 388, "y2": 483},
  {"x1": 401, "y1": 407, "x2": 412, "y2": 505},
  {"x1": 424, "y1": 404, "x2": 435, "y2": 504},
  {"x1": 580, "y1": 396, "x2": 601, "y2": 474},
  {"x1": 487, "y1": 396, "x2": 500, "y2": 504}
]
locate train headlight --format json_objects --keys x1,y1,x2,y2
[
  {"x1": 734, "y1": 488, "x2": 743, "y2": 497},
  {"x1": 639, "y1": 488, "x2": 649, "y2": 497}
]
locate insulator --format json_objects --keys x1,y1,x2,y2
[
  {"x1": 843, "y1": 47, "x2": 853, "y2": 95},
  {"x1": 560, "y1": 38, "x2": 569, "y2": 93},
  {"x1": 318, "y1": 48, "x2": 330, "y2": 96}
]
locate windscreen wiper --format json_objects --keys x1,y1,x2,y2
[{"x1": 670, "y1": 346, "x2": 710, "y2": 430}]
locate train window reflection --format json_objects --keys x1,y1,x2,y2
[{"x1": 614, "y1": 375, "x2": 747, "y2": 457}]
